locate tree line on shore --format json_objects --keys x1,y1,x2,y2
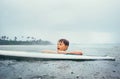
[{"x1": 0, "y1": 36, "x2": 52, "y2": 45}]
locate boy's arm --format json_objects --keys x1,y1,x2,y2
[
  {"x1": 41, "y1": 50, "x2": 56, "y2": 54},
  {"x1": 57, "y1": 51, "x2": 68, "y2": 54},
  {"x1": 69, "y1": 51, "x2": 83, "y2": 55},
  {"x1": 58, "y1": 50, "x2": 83, "y2": 55},
  {"x1": 41, "y1": 50, "x2": 83, "y2": 55}
]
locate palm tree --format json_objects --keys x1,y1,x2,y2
[
  {"x1": 14, "y1": 36, "x2": 17, "y2": 41},
  {"x1": 27, "y1": 36, "x2": 30, "y2": 41},
  {"x1": 1, "y1": 36, "x2": 6, "y2": 40},
  {"x1": 6, "y1": 37, "x2": 9, "y2": 40}
]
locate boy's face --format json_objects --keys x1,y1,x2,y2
[{"x1": 57, "y1": 41, "x2": 68, "y2": 51}]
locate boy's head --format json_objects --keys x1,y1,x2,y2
[{"x1": 57, "y1": 39, "x2": 69, "y2": 51}]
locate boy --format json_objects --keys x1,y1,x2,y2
[{"x1": 41, "y1": 39, "x2": 83, "y2": 55}]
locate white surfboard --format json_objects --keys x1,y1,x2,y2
[{"x1": 0, "y1": 50, "x2": 115, "y2": 60}]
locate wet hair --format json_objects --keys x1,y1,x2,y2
[{"x1": 58, "y1": 39, "x2": 69, "y2": 46}]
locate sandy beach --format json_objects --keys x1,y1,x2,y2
[{"x1": 0, "y1": 44, "x2": 120, "y2": 79}]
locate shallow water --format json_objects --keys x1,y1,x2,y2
[{"x1": 0, "y1": 44, "x2": 120, "y2": 79}]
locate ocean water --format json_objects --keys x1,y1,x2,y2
[{"x1": 0, "y1": 44, "x2": 120, "y2": 79}]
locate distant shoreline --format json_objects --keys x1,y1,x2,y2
[{"x1": 0, "y1": 40, "x2": 52, "y2": 45}]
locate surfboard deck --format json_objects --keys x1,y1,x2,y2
[{"x1": 0, "y1": 50, "x2": 115, "y2": 60}]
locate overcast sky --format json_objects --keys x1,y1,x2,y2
[{"x1": 0, "y1": 0, "x2": 120, "y2": 44}]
